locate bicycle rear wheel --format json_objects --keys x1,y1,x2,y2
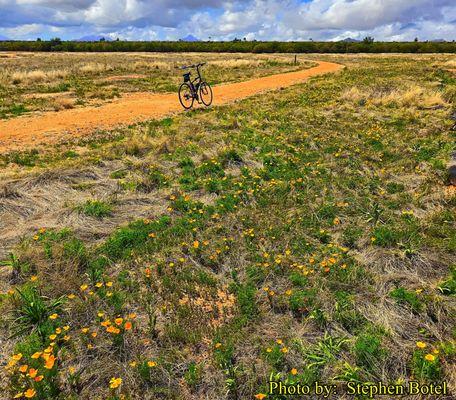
[
  {"x1": 178, "y1": 83, "x2": 194, "y2": 109},
  {"x1": 199, "y1": 82, "x2": 213, "y2": 106}
]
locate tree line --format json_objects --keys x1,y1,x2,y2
[{"x1": 0, "y1": 39, "x2": 454, "y2": 53}]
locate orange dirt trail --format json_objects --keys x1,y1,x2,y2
[{"x1": 0, "y1": 61, "x2": 343, "y2": 152}]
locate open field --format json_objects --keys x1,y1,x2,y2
[
  {"x1": 0, "y1": 53, "x2": 455, "y2": 399},
  {"x1": 0, "y1": 60, "x2": 338, "y2": 152},
  {"x1": 0, "y1": 52, "x2": 315, "y2": 120}
]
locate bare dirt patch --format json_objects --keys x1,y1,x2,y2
[{"x1": 0, "y1": 61, "x2": 343, "y2": 152}]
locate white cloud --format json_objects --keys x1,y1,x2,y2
[{"x1": 1, "y1": 0, "x2": 455, "y2": 41}]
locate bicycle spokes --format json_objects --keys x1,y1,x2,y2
[{"x1": 178, "y1": 63, "x2": 212, "y2": 109}]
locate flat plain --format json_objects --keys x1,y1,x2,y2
[{"x1": 0, "y1": 52, "x2": 455, "y2": 400}]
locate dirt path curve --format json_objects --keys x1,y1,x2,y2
[{"x1": 0, "y1": 61, "x2": 343, "y2": 153}]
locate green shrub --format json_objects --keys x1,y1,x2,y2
[
  {"x1": 390, "y1": 287, "x2": 423, "y2": 313},
  {"x1": 437, "y1": 267, "x2": 456, "y2": 295},
  {"x1": 77, "y1": 199, "x2": 112, "y2": 218},
  {"x1": 412, "y1": 350, "x2": 441, "y2": 382},
  {"x1": 11, "y1": 286, "x2": 63, "y2": 339},
  {"x1": 354, "y1": 333, "x2": 385, "y2": 371}
]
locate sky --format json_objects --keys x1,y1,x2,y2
[{"x1": 0, "y1": 0, "x2": 455, "y2": 41}]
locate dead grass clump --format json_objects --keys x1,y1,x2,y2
[
  {"x1": 340, "y1": 87, "x2": 365, "y2": 103},
  {"x1": 380, "y1": 86, "x2": 446, "y2": 108},
  {"x1": 444, "y1": 59, "x2": 456, "y2": 68},
  {"x1": 342, "y1": 85, "x2": 447, "y2": 108},
  {"x1": 53, "y1": 97, "x2": 75, "y2": 111},
  {"x1": 132, "y1": 61, "x2": 170, "y2": 70},
  {"x1": 443, "y1": 85, "x2": 456, "y2": 104},
  {"x1": 10, "y1": 69, "x2": 69, "y2": 84},
  {"x1": 11, "y1": 70, "x2": 46, "y2": 84},
  {"x1": 79, "y1": 62, "x2": 114, "y2": 73},
  {"x1": 17, "y1": 241, "x2": 85, "y2": 298},
  {"x1": 109, "y1": 133, "x2": 155, "y2": 157},
  {"x1": 0, "y1": 69, "x2": 9, "y2": 85},
  {"x1": 209, "y1": 59, "x2": 263, "y2": 68}
]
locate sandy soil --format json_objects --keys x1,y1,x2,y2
[{"x1": 0, "y1": 61, "x2": 343, "y2": 153}]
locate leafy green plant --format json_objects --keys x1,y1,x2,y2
[
  {"x1": 0, "y1": 253, "x2": 30, "y2": 278},
  {"x1": 333, "y1": 362, "x2": 363, "y2": 384},
  {"x1": 289, "y1": 289, "x2": 315, "y2": 316},
  {"x1": 6, "y1": 149, "x2": 39, "y2": 166},
  {"x1": 234, "y1": 282, "x2": 257, "y2": 321},
  {"x1": 305, "y1": 334, "x2": 348, "y2": 369},
  {"x1": 412, "y1": 350, "x2": 441, "y2": 382},
  {"x1": 372, "y1": 225, "x2": 400, "y2": 247},
  {"x1": 11, "y1": 286, "x2": 63, "y2": 339},
  {"x1": 110, "y1": 169, "x2": 128, "y2": 179},
  {"x1": 334, "y1": 291, "x2": 366, "y2": 333},
  {"x1": 437, "y1": 267, "x2": 456, "y2": 295},
  {"x1": 184, "y1": 362, "x2": 203, "y2": 389},
  {"x1": 354, "y1": 333, "x2": 385, "y2": 372},
  {"x1": 263, "y1": 343, "x2": 286, "y2": 369},
  {"x1": 137, "y1": 168, "x2": 169, "y2": 191},
  {"x1": 76, "y1": 199, "x2": 113, "y2": 218},
  {"x1": 390, "y1": 287, "x2": 423, "y2": 313}
]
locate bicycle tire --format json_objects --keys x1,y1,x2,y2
[
  {"x1": 199, "y1": 81, "x2": 213, "y2": 106},
  {"x1": 178, "y1": 82, "x2": 194, "y2": 109}
]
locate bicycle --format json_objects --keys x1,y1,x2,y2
[{"x1": 178, "y1": 62, "x2": 213, "y2": 109}]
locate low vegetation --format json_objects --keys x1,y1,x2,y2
[
  {"x1": 0, "y1": 52, "x2": 314, "y2": 119},
  {"x1": 0, "y1": 39, "x2": 455, "y2": 54},
  {"x1": 0, "y1": 54, "x2": 455, "y2": 399}
]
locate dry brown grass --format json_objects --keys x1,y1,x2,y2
[
  {"x1": 1, "y1": 52, "x2": 314, "y2": 119},
  {"x1": 443, "y1": 58, "x2": 456, "y2": 68},
  {"x1": 1, "y1": 54, "x2": 454, "y2": 399},
  {"x1": 132, "y1": 61, "x2": 171, "y2": 70},
  {"x1": 10, "y1": 69, "x2": 70, "y2": 84},
  {"x1": 341, "y1": 84, "x2": 447, "y2": 108},
  {"x1": 208, "y1": 59, "x2": 263, "y2": 68},
  {"x1": 53, "y1": 97, "x2": 75, "y2": 111},
  {"x1": 78, "y1": 62, "x2": 114, "y2": 73}
]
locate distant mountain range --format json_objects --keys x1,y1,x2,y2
[
  {"x1": 179, "y1": 34, "x2": 200, "y2": 42},
  {"x1": 74, "y1": 35, "x2": 113, "y2": 42},
  {"x1": 340, "y1": 37, "x2": 361, "y2": 43}
]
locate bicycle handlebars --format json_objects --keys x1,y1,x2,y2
[{"x1": 180, "y1": 62, "x2": 206, "y2": 70}]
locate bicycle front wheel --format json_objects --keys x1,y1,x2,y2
[
  {"x1": 178, "y1": 83, "x2": 194, "y2": 109},
  {"x1": 199, "y1": 82, "x2": 213, "y2": 106}
]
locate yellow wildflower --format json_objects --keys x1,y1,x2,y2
[
  {"x1": 19, "y1": 364, "x2": 28, "y2": 373},
  {"x1": 24, "y1": 389, "x2": 36, "y2": 399},
  {"x1": 109, "y1": 377, "x2": 122, "y2": 389}
]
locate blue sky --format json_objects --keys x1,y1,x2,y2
[{"x1": 0, "y1": 0, "x2": 455, "y2": 41}]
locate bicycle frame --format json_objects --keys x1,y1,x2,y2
[
  {"x1": 188, "y1": 65, "x2": 204, "y2": 97},
  {"x1": 178, "y1": 62, "x2": 212, "y2": 109}
]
